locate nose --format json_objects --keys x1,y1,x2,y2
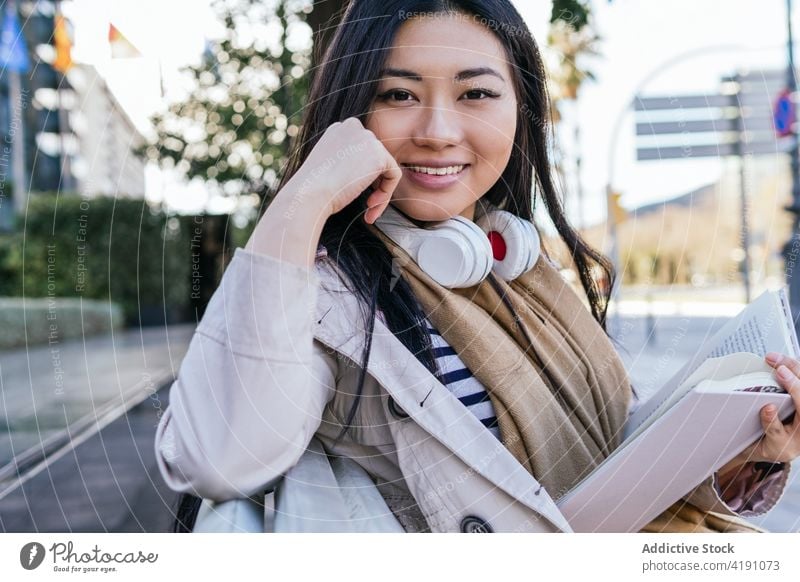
[{"x1": 410, "y1": 102, "x2": 465, "y2": 149}]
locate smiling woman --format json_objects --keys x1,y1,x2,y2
[
  {"x1": 365, "y1": 14, "x2": 518, "y2": 223},
  {"x1": 157, "y1": 0, "x2": 793, "y2": 534}
]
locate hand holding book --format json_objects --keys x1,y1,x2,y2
[
  {"x1": 714, "y1": 350, "x2": 799, "y2": 483},
  {"x1": 744, "y1": 351, "x2": 800, "y2": 464}
]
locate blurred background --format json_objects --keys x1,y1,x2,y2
[{"x1": 1, "y1": 0, "x2": 799, "y2": 532}]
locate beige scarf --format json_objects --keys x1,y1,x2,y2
[{"x1": 365, "y1": 212, "x2": 763, "y2": 533}]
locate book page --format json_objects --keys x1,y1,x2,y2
[
  {"x1": 708, "y1": 316, "x2": 770, "y2": 357},
  {"x1": 623, "y1": 288, "x2": 794, "y2": 441},
  {"x1": 696, "y1": 371, "x2": 786, "y2": 394},
  {"x1": 619, "y1": 352, "x2": 775, "y2": 449}
]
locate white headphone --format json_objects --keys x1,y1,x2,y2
[{"x1": 372, "y1": 202, "x2": 541, "y2": 289}]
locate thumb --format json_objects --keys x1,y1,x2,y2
[
  {"x1": 364, "y1": 185, "x2": 391, "y2": 224},
  {"x1": 761, "y1": 404, "x2": 784, "y2": 438},
  {"x1": 364, "y1": 172, "x2": 400, "y2": 225}
]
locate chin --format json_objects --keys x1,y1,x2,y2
[{"x1": 391, "y1": 198, "x2": 473, "y2": 224}]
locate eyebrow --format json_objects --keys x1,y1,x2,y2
[{"x1": 379, "y1": 66, "x2": 506, "y2": 83}]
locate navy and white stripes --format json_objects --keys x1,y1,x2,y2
[{"x1": 425, "y1": 319, "x2": 502, "y2": 440}]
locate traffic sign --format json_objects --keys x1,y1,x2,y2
[{"x1": 774, "y1": 88, "x2": 795, "y2": 137}]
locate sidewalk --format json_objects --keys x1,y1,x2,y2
[{"x1": 0, "y1": 325, "x2": 194, "y2": 493}]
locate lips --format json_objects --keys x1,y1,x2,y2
[{"x1": 401, "y1": 163, "x2": 470, "y2": 189}]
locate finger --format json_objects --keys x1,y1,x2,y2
[
  {"x1": 775, "y1": 364, "x2": 800, "y2": 411},
  {"x1": 765, "y1": 353, "x2": 800, "y2": 379},
  {"x1": 771, "y1": 368, "x2": 800, "y2": 462},
  {"x1": 374, "y1": 157, "x2": 403, "y2": 199},
  {"x1": 365, "y1": 164, "x2": 402, "y2": 224},
  {"x1": 364, "y1": 179, "x2": 387, "y2": 212},
  {"x1": 755, "y1": 405, "x2": 787, "y2": 462},
  {"x1": 365, "y1": 194, "x2": 392, "y2": 224},
  {"x1": 364, "y1": 205, "x2": 381, "y2": 224}
]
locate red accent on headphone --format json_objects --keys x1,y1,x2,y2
[{"x1": 486, "y1": 231, "x2": 506, "y2": 261}]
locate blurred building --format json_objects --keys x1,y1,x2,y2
[
  {"x1": 0, "y1": 0, "x2": 145, "y2": 201},
  {"x1": 63, "y1": 63, "x2": 146, "y2": 198}
]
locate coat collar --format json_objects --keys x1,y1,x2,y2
[{"x1": 311, "y1": 265, "x2": 572, "y2": 532}]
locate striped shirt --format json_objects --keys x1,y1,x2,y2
[
  {"x1": 374, "y1": 304, "x2": 502, "y2": 440},
  {"x1": 425, "y1": 318, "x2": 502, "y2": 440}
]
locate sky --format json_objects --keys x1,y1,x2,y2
[{"x1": 58, "y1": 0, "x2": 798, "y2": 226}]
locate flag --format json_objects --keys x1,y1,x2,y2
[
  {"x1": 0, "y1": 5, "x2": 29, "y2": 73},
  {"x1": 53, "y1": 13, "x2": 73, "y2": 73},
  {"x1": 108, "y1": 23, "x2": 141, "y2": 58}
]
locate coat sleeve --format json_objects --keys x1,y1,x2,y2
[
  {"x1": 682, "y1": 462, "x2": 790, "y2": 518},
  {"x1": 154, "y1": 247, "x2": 338, "y2": 502}
]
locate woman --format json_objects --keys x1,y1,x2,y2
[{"x1": 156, "y1": 0, "x2": 799, "y2": 533}]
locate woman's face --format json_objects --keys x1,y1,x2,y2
[{"x1": 365, "y1": 12, "x2": 518, "y2": 223}]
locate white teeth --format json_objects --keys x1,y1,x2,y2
[{"x1": 406, "y1": 165, "x2": 465, "y2": 175}]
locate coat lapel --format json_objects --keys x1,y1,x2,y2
[{"x1": 311, "y1": 273, "x2": 572, "y2": 532}]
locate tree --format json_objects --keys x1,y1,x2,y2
[
  {"x1": 141, "y1": 0, "x2": 313, "y2": 203},
  {"x1": 547, "y1": 0, "x2": 602, "y2": 231}
]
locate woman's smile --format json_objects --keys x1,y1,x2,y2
[{"x1": 401, "y1": 162, "x2": 471, "y2": 190}]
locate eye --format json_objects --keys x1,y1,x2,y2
[
  {"x1": 462, "y1": 89, "x2": 501, "y2": 100},
  {"x1": 377, "y1": 89, "x2": 416, "y2": 102}
]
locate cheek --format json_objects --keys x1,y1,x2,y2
[
  {"x1": 365, "y1": 110, "x2": 405, "y2": 155},
  {"x1": 477, "y1": 113, "x2": 516, "y2": 176}
]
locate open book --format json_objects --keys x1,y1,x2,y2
[{"x1": 556, "y1": 286, "x2": 799, "y2": 532}]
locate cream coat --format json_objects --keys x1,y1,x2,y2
[{"x1": 154, "y1": 247, "x2": 788, "y2": 532}]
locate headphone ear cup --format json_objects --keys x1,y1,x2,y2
[
  {"x1": 475, "y1": 210, "x2": 540, "y2": 281},
  {"x1": 417, "y1": 226, "x2": 490, "y2": 288},
  {"x1": 449, "y1": 216, "x2": 493, "y2": 287},
  {"x1": 523, "y1": 217, "x2": 541, "y2": 270},
  {"x1": 373, "y1": 205, "x2": 494, "y2": 288}
]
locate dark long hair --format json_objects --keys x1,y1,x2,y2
[{"x1": 172, "y1": 0, "x2": 617, "y2": 532}]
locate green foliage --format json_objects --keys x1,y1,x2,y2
[
  {"x1": 229, "y1": 216, "x2": 257, "y2": 250},
  {"x1": 0, "y1": 193, "x2": 193, "y2": 325},
  {"x1": 550, "y1": 0, "x2": 592, "y2": 31},
  {"x1": 140, "y1": 0, "x2": 313, "y2": 203}
]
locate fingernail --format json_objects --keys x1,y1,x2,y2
[
  {"x1": 766, "y1": 352, "x2": 782, "y2": 363},
  {"x1": 778, "y1": 365, "x2": 792, "y2": 379}
]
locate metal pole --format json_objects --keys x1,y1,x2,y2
[
  {"x1": 605, "y1": 183, "x2": 621, "y2": 336},
  {"x1": 54, "y1": 0, "x2": 72, "y2": 192},
  {"x1": 56, "y1": 72, "x2": 72, "y2": 192},
  {"x1": 574, "y1": 108, "x2": 584, "y2": 231},
  {"x1": 9, "y1": 65, "x2": 26, "y2": 216},
  {"x1": 731, "y1": 73, "x2": 752, "y2": 304},
  {"x1": 5, "y1": 0, "x2": 28, "y2": 218},
  {"x1": 782, "y1": 0, "x2": 800, "y2": 335},
  {"x1": 738, "y1": 155, "x2": 752, "y2": 304}
]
